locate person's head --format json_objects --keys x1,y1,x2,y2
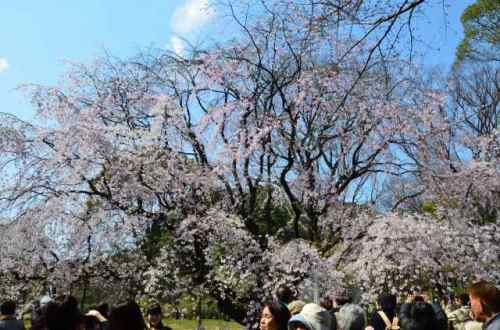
[
  {"x1": 420, "y1": 287, "x2": 432, "y2": 302},
  {"x1": 147, "y1": 303, "x2": 163, "y2": 326},
  {"x1": 43, "y1": 296, "x2": 82, "y2": 330},
  {"x1": 83, "y1": 315, "x2": 100, "y2": 330},
  {"x1": 32, "y1": 300, "x2": 84, "y2": 330},
  {"x1": 40, "y1": 295, "x2": 53, "y2": 308},
  {"x1": 73, "y1": 314, "x2": 87, "y2": 330},
  {"x1": 56, "y1": 295, "x2": 82, "y2": 330},
  {"x1": 457, "y1": 293, "x2": 469, "y2": 306},
  {"x1": 109, "y1": 301, "x2": 146, "y2": 330},
  {"x1": 319, "y1": 296, "x2": 332, "y2": 311},
  {"x1": 468, "y1": 280, "x2": 500, "y2": 322},
  {"x1": 276, "y1": 285, "x2": 295, "y2": 305},
  {"x1": 96, "y1": 302, "x2": 110, "y2": 319},
  {"x1": 59, "y1": 295, "x2": 79, "y2": 314},
  {"x1": 0, "y1": 300, "x2": 16, "y2": 316},
  {"x1": 40, "y1": 301, "x2": 60, "y2": 329},
  {"x1": 86, "y1": 310, "x2": 107, "y2": 323},
  {"x1": 378, "y1": 293, "x2": 397, "y2": 312},
  {"x1": 260, "y1": 301, "x2": 291, "y2": 330},
  {"x1": 333, "y1": 287, "x2": 352, "y2": 306},
  {"x1": 288, "y1": 303, "x2": 332, "y2": 330},
  {"x1": 335, "y1": 303, "x2": 365, "y2": 330},
  {"x1": 405, "y1": 301, "x2": 437, "y2": 330},
  {"x1": 410, "y1": 287, "x2": 430, "y2": 303},
  {"x1": 288, "y1": 301, "x2": 306, "y2": 315}
]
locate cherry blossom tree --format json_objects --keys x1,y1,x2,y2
[
  {"x1": 1, "y1": 0, "x2": 498, "y2": 327},
  {"x1": 329, "y1": 211, "x2": 500, "y2": 303},
  {"x1": 377, "y1": 63, "x2": 499, "y2": 226}
]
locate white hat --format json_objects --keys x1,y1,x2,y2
[
  {"x1": 288, "y1": 303, "x2": 332, "y2": 330},
  {"x1": 86, "y1": 310, "x2": 107, "y2": 322},
  {"x1": 40, "y1": 295, "x2": 53, "y2": 306}
]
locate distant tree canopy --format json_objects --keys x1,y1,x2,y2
[{"x1": 455, "y1": 0, "x2": 500, "y2": 66}]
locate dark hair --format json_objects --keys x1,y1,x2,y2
[
  {"x1": 35, "y1": 301, "x2": 59, "y2": 330},
  {"x1": 59, "y1": 295, "x2": 79, "y2": 314},
  {"x1": 147, "y1": 303, "x2": 162, "y2": 315},
  {"x1": 96, "y1": 302, "x2": 110, "y2": 318},
  {"x1": 0, "y1": 300, "x2": 16, "y2": 316},
  {"x1": 276, "y1": 285, "x2": 295, "y2": 305},
  {"x1": 319, "y1": 296, "x2": 333, "y2": 310},
  {"x1": 468, "y1": 281, "x2": 500, "y2": 315},
  {"x1": 458, "y1": 293, "x2": 470, "y2": 306},
  {"x1": 378, "y1": 293, "x2": 397, "y2": 312},
  {"x1": 54, "y1": 296, "x2": 83, "y2": 330},
  {"x1": 31, "y1": 298, "x2": 83, "y2": 330},
  {"x1": 405, "y1": 301, "x2": 438, "y2": 330},
  {"x1": 334, "y1": 296, "x2": 352, "y2": 305},
  {"x1": 261, "y1": 301, "x2": 291, "y2": 330},
  {"x1": 333, "y1": 287, "x2": 353, "y2": 305},
  {"x1": 109, "y1": 300, "x2": 146, "y2": 330},
  {"x1": 84, "y1": 315, "x2": 100, "y2": 330}
]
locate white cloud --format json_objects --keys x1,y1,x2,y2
[
  {"x1": 171, "y1": 0, "x2": 214, "y2": 34},
  {"x1": 170, "y1": 36, "x2": 186, "y2": 55},
  {"x1": 0, "y1": 58, "x2": 8, "y2": 73},
  {"x1": 169, "y1": 0, "x2": 215, "y2": 55}
]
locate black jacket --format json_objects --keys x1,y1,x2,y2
[
  {"x1": 399, "y1": 302, "x2": 445, "y2": 330},
  {"x1": 370, "y1": 310, "x2": 397, "y2": 330}
]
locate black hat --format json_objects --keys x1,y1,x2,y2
[{"x1": 147, "y1": 303, "x2": 162, "y2": 315}]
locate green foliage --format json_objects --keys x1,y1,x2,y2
[
  {"x1": 421, "y1": 201, "x2": 438, "y2": 215},
  {"x1": 455, "y1": 0, "x2": 500, "y2": 65},
  {"x1": 161, "y1": 295, "x2": 225, "y2": 320},
  {"x1": 140, "y1": 214, "x2": 174, "y2": 261},
  {"x1": 254, "y1": 188, "x2": 292, "y2": 236},
  {"x1": 162, "y1": 319, "x2": 242, "y2": 330}
]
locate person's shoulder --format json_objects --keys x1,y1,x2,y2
[
  {"x1": 13, "y1": 319, "x2": 25, "y2": 329},
  {"x1": 370, "y1": 311, "x2": 386, "y2": 327},
  {"x1": 0, "y1": 320, "x2": 24, "y2": 330},
  {"x1": 486, "y1": 314, "x2": 500, "y2": 330},
  {"x1": 338, "y1": 304, "x2": 365, "y2": 318},
  {"x1": 399, "y1": 302, "x2": 411, "y2": 310},
  {"x1": 347, "y1": 304, "x2": 365, "y2": 314},
  {"x1": 464, "y1": 320, "x2": 483, "y2": 330}
]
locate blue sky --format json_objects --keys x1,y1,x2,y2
[{"x1": 0, "y1": 1, "x2": 474, "y2": 120}]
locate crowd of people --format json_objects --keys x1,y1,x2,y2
[
  {"x1": 0, "y1": 297, "x2": 171, "y2": 330},
  {"x1": 0, "y1": 280, "x2": 498, "y2": 330},
  {"x1": 263, "y1": 280, "x2": 500, "y2": 330}
]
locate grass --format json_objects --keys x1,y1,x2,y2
[
  {"x1": 23, "y1": 316, "x2": 242, "y2": 330},
  {"x1": 162, "y1": 319, "x2": 243, "y2": 330}
]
